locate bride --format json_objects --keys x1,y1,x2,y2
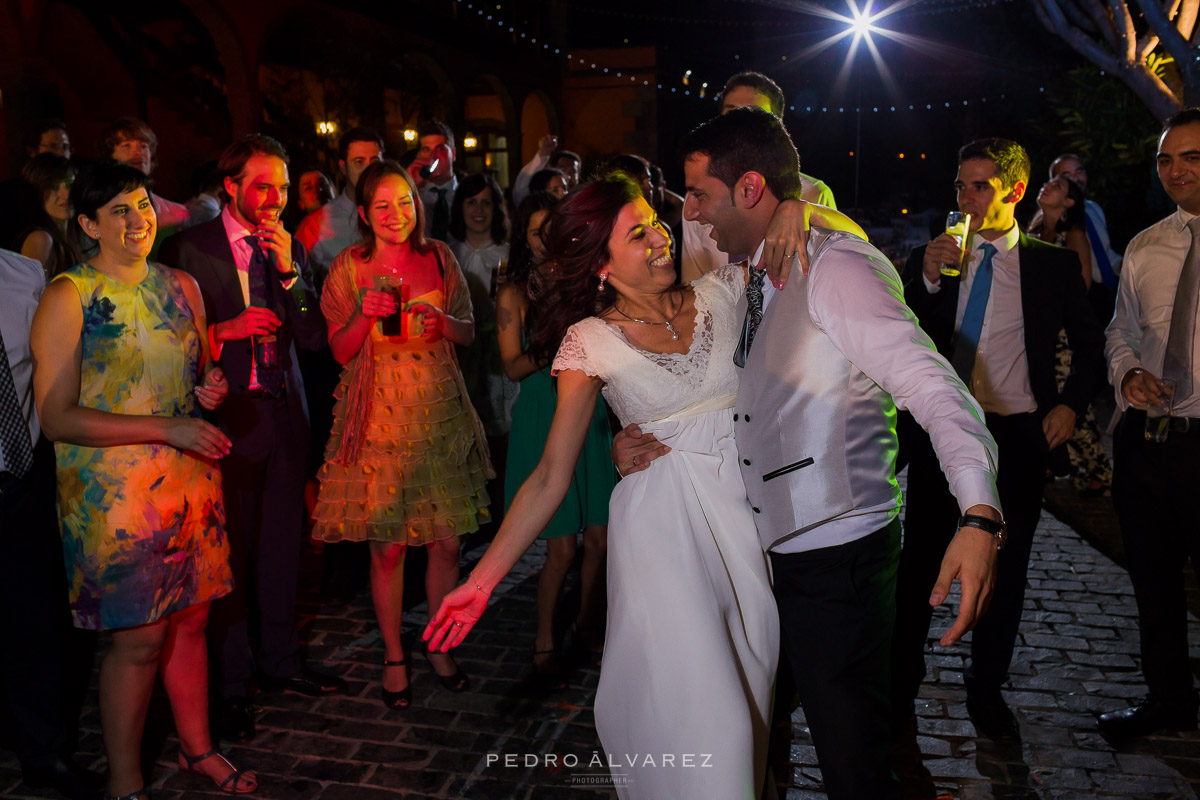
[{"x1": 426, "y1": 172, "x2": 848, "y2": 798}]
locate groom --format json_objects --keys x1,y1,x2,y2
[{"x1": 615, "y1": 108, "x2": 1004, "y2": 799}]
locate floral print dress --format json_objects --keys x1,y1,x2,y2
[{"x1": 53, "y1": 263, "x2": 233, "y2": 630}]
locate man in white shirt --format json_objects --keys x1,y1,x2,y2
[
  {"x1": 622, "y1": 107, "x2": 1002, "y2": 800},
  {"x1": 1051, "y1": 153, "x2": 1123, "y2": 322},
  {"x1": 512, "y1": 135, "x2": 581, "y2": 205},
  {"x1": 101, "y1": 116, "x2": 191, "y2": 255},
  {"x1": 680, "y1": 71, "x2": 837, "y2": 283},
  {"x1": 408, "y1": 120, "x2": 458, "y2": 241},
  {"x1": 0, "y1": 249, "x2": 105, "y2": 798},
  {"x1": 899, "y1": 138, "x2": 1106, "y2": 742},
  {"x1": 295, "y1": 127, "x2": 384, "y2": 283},
  {"x1": 1099, "y1": 108, "x2": 1200, "y2": 741}
]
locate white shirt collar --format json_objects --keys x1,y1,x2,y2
[
  {"x1": 750, "y1": 240, "x2": 766, "y2": 269},
  {"x1": 1172, "y1": 206, "x2": 1197, "y2": 233},
  {"x1": 220, "y1": 205, "x2": 256, "y2": 245},
  {"x1": 972, "y1": 222, "x2": 1020, "y2": 256}
]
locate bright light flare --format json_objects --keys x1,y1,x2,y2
[{"x1": 849, "y1": 7, "x2": 878, "y2": 41}]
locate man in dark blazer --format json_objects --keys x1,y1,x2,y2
[
  {"x1": 161, "y1": 134, "x2": 342, "y2": 743},
  {"x1": 894, "y1": 138, "x2": 1106, "y2": 743}
]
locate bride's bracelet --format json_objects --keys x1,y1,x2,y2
[{"x1": 468, "y1": 572, "x2": 488, "y2": 596}]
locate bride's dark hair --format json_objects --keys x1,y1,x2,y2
[{"x1": 528, "y1": 171, "x2": 643, "y2": 366}]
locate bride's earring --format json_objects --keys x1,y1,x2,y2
[{"x1": 597, "y1": 271, "x2": 608, "y2": 291}]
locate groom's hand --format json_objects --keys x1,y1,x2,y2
[
  {"x1": 931, "y1": 504, "x2": 1000, "y2": 647},
  {"x1": 611, "y1": 424, "x2": 670, "y2": 476}
]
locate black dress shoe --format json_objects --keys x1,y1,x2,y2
[
  {"x1": 1098, "y1": 698, "x2": 1198, "y2": 741},
  {"x1": 966, "y1": 688, "x2": 1020, "y2": 742},
  {"x1": 220, "y1": 696, "x2": 256, "y2": 743},
  {"x1": 22, "y1": 755, "x2": 106, "y2": 800},
  {"x1": 260, "y1": 665, "x2": 347, "y2": 696}
]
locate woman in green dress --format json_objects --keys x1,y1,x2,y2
[
  {"x1": 31, "y1": 163, "x2": 252, "y2": 799},
  {"x1": 497, "y1": 192, "x2": 616, "y2": 682}
]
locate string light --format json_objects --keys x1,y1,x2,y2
[{"x1": 446, "y1": 1, "x2": 1021, "y2": 118}]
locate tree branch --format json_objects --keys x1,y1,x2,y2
[
  {"x1": 1133, "y1": 0, "x2": 1193, "y2": 62},
  {"x1": 1036, "y1": 0, "x2": 1184, "y2": 117},
  {"x1": 1174, "y1": 0, "x2": 1198, "y2": 39},
  {"x1": 1034, "y1": 0, "x2": 1124, "y2": 70},
  {"x1": 1108, "y1": 0, "x2": 1137, "y2": 60}
]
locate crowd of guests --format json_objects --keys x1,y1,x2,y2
[{"x1": 0, "y1": 67, "x2": 1197, "y2": 800}]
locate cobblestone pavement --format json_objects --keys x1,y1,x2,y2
[{"x1": 3, "y1": 477, "x2": 1199, "y2": 799}]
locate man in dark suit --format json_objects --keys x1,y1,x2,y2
[
  {"x1": 894, "y1": 138, "x2": 1106, "y2": 742},
  {"x1": 161, "y1": 134, "x2": 343, "y2": 743}
]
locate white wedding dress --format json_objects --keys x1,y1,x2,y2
[{"x1": 552, "y1": 265, "x2": 779, "y2": 800}]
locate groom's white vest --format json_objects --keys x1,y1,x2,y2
[{"x1": 733, "y1": 228, "x2": 901, "y2": 550}]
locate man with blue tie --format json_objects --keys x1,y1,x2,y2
[{"x1": 897, "y1": 138, "x2": 1107, "y2": 742}]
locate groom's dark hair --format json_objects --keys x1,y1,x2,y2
[{"x1": 681, "y1": 107, "x2": 802, "y2": 202}]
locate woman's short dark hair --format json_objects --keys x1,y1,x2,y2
[
  {"x1": 527, "y1": 172, "x2": 644, "y2": 366},
  {"x1": 353, "y1": 160, "x2": 432, "y2": 260},
  {"x1": 71, "y1": 161, "x2": 149, "y2": 222},
  {"x1": 449, "y1": 172, "x2": 510, "y2": 245},
  {"x1": 529, "y1": 168, "x2": 567, "y2": 195}
]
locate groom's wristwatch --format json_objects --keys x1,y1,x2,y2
[{"x1": 958, "y1": 513, "x2": 1007, "y2": 551}]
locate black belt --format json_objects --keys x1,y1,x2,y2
[{"x1": 1127, "y1": 408, "x2": 1200, "y2": 437}]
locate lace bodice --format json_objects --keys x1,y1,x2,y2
[{"x1": 552, "y1": 264, "x2": 745, "y2": 426}]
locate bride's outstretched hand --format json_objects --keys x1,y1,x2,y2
[{"x1": 423, "y1": 582, "x2": 488, "y2": 652}]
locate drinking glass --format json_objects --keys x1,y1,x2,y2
[
  {"x1": 1144, "y1": 378, "x2": 1177, "y2": 442},
  {"x1": 941, "y1": 211, "x2": 971, "y2": 277},
  {"x1": 373, "y1": 274, "x2": 405, "y2": 338}
]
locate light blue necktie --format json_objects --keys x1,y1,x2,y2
[{"x1": 951, "y1": 242, "x2": 997, "y2": 384}]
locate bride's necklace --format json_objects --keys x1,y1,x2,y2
[{"x1": 611, "y1": 289, "x2": 685, "y2": 341}]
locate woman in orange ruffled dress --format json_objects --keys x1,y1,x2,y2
[{"x1": 312, "y1": 160, "x2": 492, "y2": 709}]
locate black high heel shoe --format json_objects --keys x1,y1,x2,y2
[
  {"x1": 532, "y1": 645, "x2": 568, "y2": 689},
  {"x1": 381, "y1": 657, "x2": 411, "y2": 709},
  {"x1": 422, "y1": 646, "x2": 470, "y2": 692}
]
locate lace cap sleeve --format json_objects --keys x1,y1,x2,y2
[
  {"x1": 551, "y1": 320, "x2": 604, "y2": 379},
  {"x1": 695, "y1": 262, "x2": 746, "y2": 301}
]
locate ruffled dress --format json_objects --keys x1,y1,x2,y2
[{"x1": 312, "y1": 243, "x2": 493, "y2": 545}]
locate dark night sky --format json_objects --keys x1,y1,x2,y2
[{"x1": 486, "y1": 0, "x2": 1107, "y2": 213}]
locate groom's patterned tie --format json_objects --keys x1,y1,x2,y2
[{"x1": 734, "y1": 266, "x2": 766, "y2": 368}]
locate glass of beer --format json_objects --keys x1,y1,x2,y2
[
  {"x1": 941, "y1": 212, "x2": 971, "y2": 277},
  {"x1": 373, "y1": 274, "x2": 405, "y2": 338}
]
